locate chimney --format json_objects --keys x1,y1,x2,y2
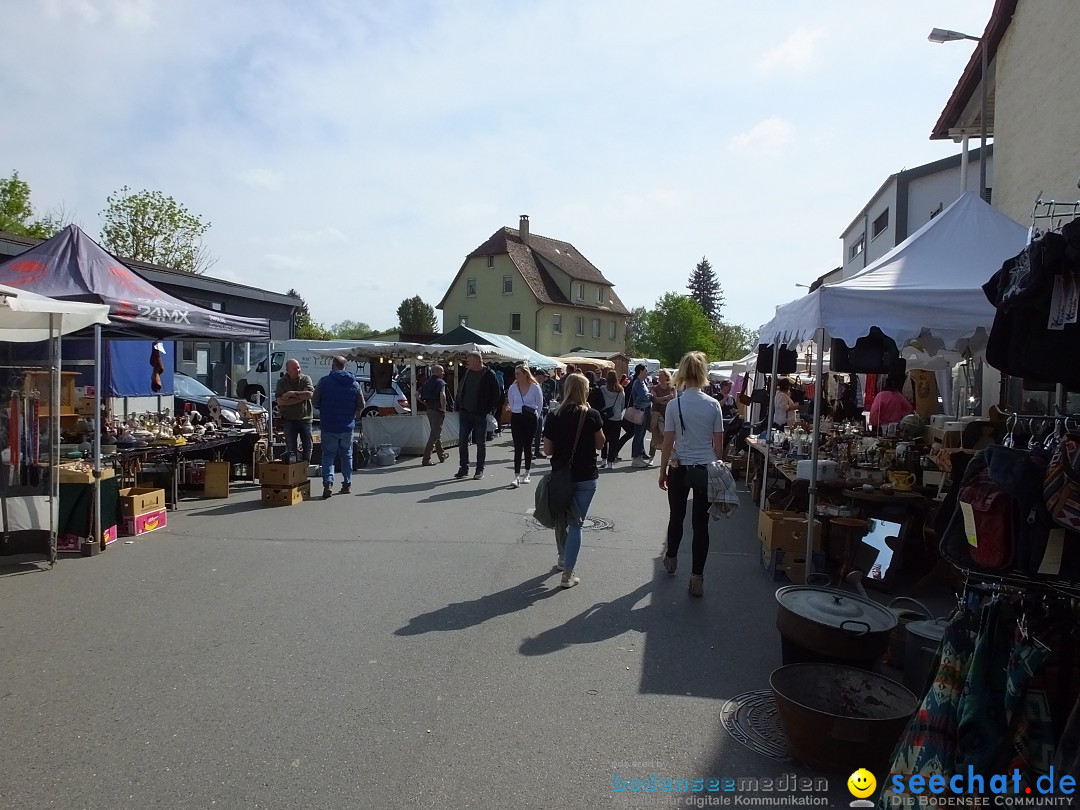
[{"x1": 519, "y1": 214, "x2": 530, "y2": 244}]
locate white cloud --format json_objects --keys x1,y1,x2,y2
[
  {"x1": 239, "y1": 168, "x2": 284, "y2": 192},
  {"x1": 262, "y1": 254, "x2": 306, "y2": 271},
  {"x1": 755, "y1": 28, "x2": 826, "y2": 74},
  {"x1": 728, "y1": 117, "x2": 796, "y2": 157}
]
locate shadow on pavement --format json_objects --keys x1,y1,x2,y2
[
  {"x1": 185, "y1": 500, "x2": 271, "y2": 516},
  {"x1": 417, "y1": 487, "x2": 505, "y2": 502},
  {"x1": 0, "y1": 560, "x2": 50, "y2": 577},
  {"x1": 519, "y1": 580, "x2": 654, "y2": 656},
  {"x1": 395, "y1": 571, "x2": 563, "y2": 635},
  {"x1": 360, "y1": 481, "x2": 450, "y2": 496}
]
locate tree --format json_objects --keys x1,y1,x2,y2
[
  {"x1": 329, "y1": 320, "x2": 378, "y2": 339},
  {"x1": 100, "y1": 186, "x2": 215, "y2": 274},
  {"x1": 287, "y1": 288, "x2": 333, "y2": 339},
  {"x1": 687, "y1": 256, "x2": 724, "y2": 327},
  {"x1": 396, "y1": 296, "x2": 438, "y2": 333},
  {"x1": 639, "y1": 293, "x2": 718, "y2": 367},
  {"x1": 623, "y1": 305, "x2": 648, "y2": 356},
  {"x1": 714, "y1": 321, "x2": 756, "y2": 360},
  {"x1": 0, "y1": 171, "x2": 62, "y2": 239}
]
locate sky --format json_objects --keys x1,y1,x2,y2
[{"x1": 0, "y1": 0, "x2": 995, "y2": 342}]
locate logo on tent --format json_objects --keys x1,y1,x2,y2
[
  {"x1": 108, "y1": 265, "x2": 158, "y2": 297},
  {"x1": 1, "y1": 259, "x2": 48, "y2": 286}
]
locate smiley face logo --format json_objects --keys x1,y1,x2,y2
[{"x1": 847, "y1": 768, "x2": 876, "y2": 799}]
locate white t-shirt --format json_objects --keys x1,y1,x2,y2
[
  {"x1": 664, "y1": 388, "x2": 724, "y2": 465},
  {"x1": 773, "y1": 391, "x2": 797, "y2": 427}
]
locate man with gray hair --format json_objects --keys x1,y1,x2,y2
[
  {"x1": 419, "y1": 364, "x2": 450, "y2": 466},
  {"x1": 454, "y1": 350, "x2": 500, "y2": 480},
  {"x1": 312, "y1": 355, "x2": 366, "y2": 498}
]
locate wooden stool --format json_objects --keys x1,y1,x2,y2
[{"x1": 829, "y1": 516, "x2": 869, "y2": 578}]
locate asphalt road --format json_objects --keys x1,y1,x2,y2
[{"x1": 1, "y1": 437, "x2": 860, "y2": 809}]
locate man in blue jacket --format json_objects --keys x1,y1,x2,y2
[{"x1": 312, "y1": 356, "x2": 366, "y2": 499}]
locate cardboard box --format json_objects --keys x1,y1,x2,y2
[
  {"x1": 258, "y1": 461, "x2": 309, "y2": 488},
  {"x1": 121, "y1": 508, "x2": 166, "y2": 537},
  {"x1": 57, "y1": 465, "x2": 116, "y2": 485},
  {"x1": 757, "y1": 510, "x2": 822, "y2": 555},
  {"x1": 762, "y1": 547, "x2": 827, "y2": 582},
  {"x1": 261, "y1": 480, "x2": 311, "y2": 507},
  {"x1": 203, "y1": 461, "x2": 231, "y2": 498},
  {"x1": 119, "y1": 487, "x2": 166, "y2": 518},
  {"x1": 57, "y1": 525, "x2": 116, "y2": 552}
]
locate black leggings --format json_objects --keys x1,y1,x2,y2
[
  {"x1": 665, "y1": 465, "x2": 711, "y2": 575},
  {"x1": 510, "y1": 412, "x2": 538, "y2": 474},
  {"x1": 602, "y1": 420, "x2": 624, "y2": 462}
]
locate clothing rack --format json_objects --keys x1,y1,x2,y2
[
  {"x1": 1029, "y1": 194, "x2": 1080, "y2": 235},
  {"x1": 962, "y1": 567, "x2": 1080, "y2": 602}
]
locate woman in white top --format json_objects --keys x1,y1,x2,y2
[
  {"x1": 507, "y1": 365, "x2": 544, "y2": 487},
  {"x1": 772, "y1": 378, "x2": 799, "y2": 428},
  {"x1": 658, "y1": 351, "x2": 725, "y2": 598}
]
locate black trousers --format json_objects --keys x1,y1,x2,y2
[
  {"x1": 665, "y1": 465, "x2": 711, "y2": 575},
  {"x1": 602, "y1": 420, "x2": 624, "y2": 462},
  {"x1": 510, "y1": 412, "x2": 538, "y2": 474}
]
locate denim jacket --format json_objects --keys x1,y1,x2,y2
[{"x1": 631, "y1": 377, "x2": 652, "y2": 409}]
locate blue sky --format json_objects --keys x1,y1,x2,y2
[{"x1": 1, "y1": 0, "x2": 994, "y2": 344}]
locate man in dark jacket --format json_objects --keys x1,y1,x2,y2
[
  {"x1": 454, "y1": 350, "x2": 500, "y2": 480},
  {"x1": 312, "y1": 356, "x2": 366, "y2": 499}
]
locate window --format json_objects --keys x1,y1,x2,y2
[
  {"x1": 181, "y1": 341, "x2": 195, "y2": 362},
  {"x1": 459, "y1": 315, "x2": 468, "y2": 326},
  {"x1": 597, "y1": 286, "x2": 605, "y2": 303},
  {"x1": 466, "y1": 278, "x2": 477, "y2": 297},
  {"x1": 510, "y1": 313, "x2": 521, "y2": 332},
  {"x1": 575, "y1": 282, "x2": 585, "y2": 301},
  {"x1": 849, "y1": 236, "x2": 865, "y2": 261},
  {"x1": 502, "y1": 275, "x2": 513, "y2": 295},
  {"x1": 609, "y1": 321, "x2": 617, "y2": 340},
  {"x1": 552, "y1": 314, "x2": 562, "y2": 334},
  {"x1": 575, "y1": 316, "x2": 584, "y2": 336},
  {"x1": 592, "y1": 319, "x2": 601, "y2": 339},
  {"x1": 486, "y1": 255, "x2": 494, "y2": 268},
  {"x1": 872, "y1": 209, "x2": 889, "y2": 240}
]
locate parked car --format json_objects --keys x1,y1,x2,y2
[
  {"x1": 174, "y1": 373, "x2": 266, "y2": 426},
  {"x1": 360, "y1": 379, "x2": 411, "y2": 417}
]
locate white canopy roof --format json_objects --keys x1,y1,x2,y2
[
  {"x1": 0, "y1": 283, "x2": 110, "y2": 342},
  {"x1": 311, "y1": 341, "x2": 528, "y2": 364},
  {"x1": 758, "y1": 193, "x2": 1028, "y2": 354}
]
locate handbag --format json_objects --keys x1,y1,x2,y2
[
  {"x1": 534, "y1": 409, "x2": 587, "y2": 528},
  {"x1": 1044, "y1": 434, "x2": 1080, "y2": 531},
  {"x1": 522, "y1": 404, "x2": 537, "y2": 416},
  {"x1": 624, "y1": 406, "x2": 645, "y2": 425}
]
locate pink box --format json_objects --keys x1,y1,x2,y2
[
  {"x1": 58, "y1": 524, "x2": 117, "y2": 552},
  {"x1": 121, "y1": 508, "x2": 167, "y2": 537}
]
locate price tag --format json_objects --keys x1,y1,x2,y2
[
  {"x1": 960, "y1": 501, "x2": 978, "y2": 547},
  {"x1": 1037, "y1": 529, "x2": 1066, "y2": 576}
]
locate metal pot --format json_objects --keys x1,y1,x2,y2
[
  {"x1": 776, "y1": 585, "x2": 898, "y2": 668},
  {"x1": 903, "y1": 618, "x2": 949, "y2": 695},
  {"x1": 885, "y1": 597, "x2": 935, "y2": 668}
]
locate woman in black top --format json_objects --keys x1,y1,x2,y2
[{"x1": 542, "y1": 373, "x2": 605, "y2": 588}]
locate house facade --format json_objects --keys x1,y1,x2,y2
[{"x1": 437, "y1": 215, "x2": 629, "y2": 357}]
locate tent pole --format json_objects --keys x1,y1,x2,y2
[
  {"x1": 805, "y1": 329, "x2": 825, "y2": 579},
  {"x1": 49, "y1": 315, "x2": 60, "y2": 564},
  {"x1": 410, "y1": 358, "x2": 418, "y2": 416},
  {"x1": 93, "y1": 324, "x2": 102, "y2": 553},
  {"x1": 265, "y1": 341, "x2": 273, "y2": 454},
  {"x1": 759, "y1": 343, "x2": 781, "y2": 512}
]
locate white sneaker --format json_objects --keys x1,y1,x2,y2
[
  {"x1": 632, "y1": 457, "x2": 649, "y2": 468},
  {"x1": 511, "y1": 475, "x2": 520, "y2": 488},
  {"x1": 522, "y1": 472, "x2": 531, "y2": 484}
]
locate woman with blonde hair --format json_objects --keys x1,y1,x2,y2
[
  {"x1": 507, "y1": 364, "x2": 544, "y2": 487},
  {"x1": 542, "y1": 373, "x2": 605, "y2": 587},
  {"x1": 658, "y1": 351, "x2": 725, "y2": 597}
]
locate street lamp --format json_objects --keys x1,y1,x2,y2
[{"x1": 928, "y1": 27, "x2": 988, "y2": 202}]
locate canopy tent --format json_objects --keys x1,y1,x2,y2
[
  {"x1": 0, "y1": 225, "x2": 271, "y2": 340},
  {"x1": 758, "y1": 193, "x2": 1028, "y2": 354},
  {"x1": 312, "y1": 341, "x2": 526, "y2": 365},
  {"x1": 439, "y1": 325, "x2": 564, "y2": 370},
  {"x1": 557, "y1": 355, "x2": 615, "y2": 371},
  {"x1": 0, "y1": 284, "x2": 111, "y2": 341}
]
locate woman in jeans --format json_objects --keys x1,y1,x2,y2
[
  {"x1": 507, "y1": 365, "x2": 543, "y2": 487},
  {"x1": 629, "y1": 364, "x2": 654, "y2": 467},
  {"x1": 600, "y1": 370, "x2": 626, "y2": 469},
  {"x1": 542, "y1": 373, "x2": 605, "y2": 588},
  {"x1": 658, "y1": 351, "x2": 725, "y2": 597}
]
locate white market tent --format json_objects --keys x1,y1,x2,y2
[{"x1": 755, "y1": 192, "x2": 1028, "y2": 583}]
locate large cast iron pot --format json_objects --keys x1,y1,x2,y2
[{"x1": 776, "y1": 585, "x2": 898, "y2": 668}]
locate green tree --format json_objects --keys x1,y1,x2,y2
[
  {"x1": 287, "y1": 288, "x2": 333, "y2": 339},
  {"x1": 100, "y1": 186, "x2": 214, "y2": 274},
  {"x1": 714, "y1": 321, "x2": 756, "y2": 360},
  {"x1": 0, "y1": 171, "x2": 62, "y2": 239},
  {"x1": 687, "y1": 256, "x2": 724, "y2": 327},
  {"x1": 639, "y1": 293, "x2": 718, "y2": 366},
  {"x1": 623, "y1": 305, "x2": 648, "y2": 357},
  {"x1": 396, "y1": 296, "x2": 438, "y2": 333},
  {"x1": 329, "y1": 319, "x2": 378, "y2": 339}
]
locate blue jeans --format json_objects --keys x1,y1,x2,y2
[
  {"x1": 457, "y1": 412, "x2": 488, "y2": 471},
  {"x1": 631, "y1": 405, "x2": 651, "y2": 458},
  {"x1": 283, "y1": 419, "x2": 312, "y2": 462},
  {"x1": 321, "y1": 430, "x2": 353, "y2": 487},
  {"x1": 563, "y1": 478, "x2": 598, "y2": 572}
]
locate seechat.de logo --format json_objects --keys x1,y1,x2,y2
[{"x1": 848, "y1": 768, "x2": 877, "y2": 807}]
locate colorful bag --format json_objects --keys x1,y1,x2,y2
[{"x1": 1044, "y1": 435, "x2": 1080, "y2": 532}]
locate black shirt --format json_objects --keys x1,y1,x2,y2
[
  {"x1": 543, "y1": 406, "x2": 603, "y2": 481},
  {"x1": 420, "y1": 376, "x2": 446, "y2": 410}
]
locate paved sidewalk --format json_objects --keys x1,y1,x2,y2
[{"x1": 1, "y1": 437, "x2": 858, "y2": 809}]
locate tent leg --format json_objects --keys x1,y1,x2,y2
[
  {"x1": 805, "y1": 329, "x2": 825, "y2": 578},
  {"x1": 265, "y1": 341, "x2": 274, "y2": 455},
  {"x1": 759, "y1": 345, "x2": 780, "y2": 512},
  {"x1": 49, "y1": 315, "x2": 60, "y2": 565},
  {"x1": 93, "y1": 324, "x2": 102, "y2": 554}
]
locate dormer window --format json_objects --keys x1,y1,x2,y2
[
  {"x1": 575, "y1": 282, "x2": 585, "y2": 301},
  {"x1": 597, "y1": 286, "x2": 604, "y2": 303}
]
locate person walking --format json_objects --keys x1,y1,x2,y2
[
  {"x1": 507, "y1": 365, "x2": 543, "y2": 487},
  {"x1": 419, "y1": 364, "x2": 450, "y2": 466},
  {"x1": 629, "y1": 364, "x2": 654, "y2": 467},
  {"x1": 648, "y1": 368, "x2": 676, "y2": 460},
  {"x1": 542, "y1": 373, "x2": 605, "y2": 588},
  {"x1": 533, "y1": 370, "x2": 552, "y2": 459},
  {"x1": 454, "y1": 350, "x2": 500, "y2": 481},
  {"x1": 274, "y1": 358, "x2": 314, "y2": 462},
  {"x1": 312, "y1": 356, "x2": 366, "y2": 499},
  {"x1": 599, "y1": 370, "x2": 625, "y2": 469},
  {"x1": 658, "y1": 351, "x2": 725, "y2": 597}
]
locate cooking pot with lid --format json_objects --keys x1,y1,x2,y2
[{"x1": 776, "y1": 585, "x2": 897, "y2": 668}]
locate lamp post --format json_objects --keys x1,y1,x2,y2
[{"x1": 929, "y1": 27, "x2": 988, "y2": 202}]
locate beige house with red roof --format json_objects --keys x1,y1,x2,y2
[{"x1": 437, "y1": 215, "x2": 629, "y2": 357}]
